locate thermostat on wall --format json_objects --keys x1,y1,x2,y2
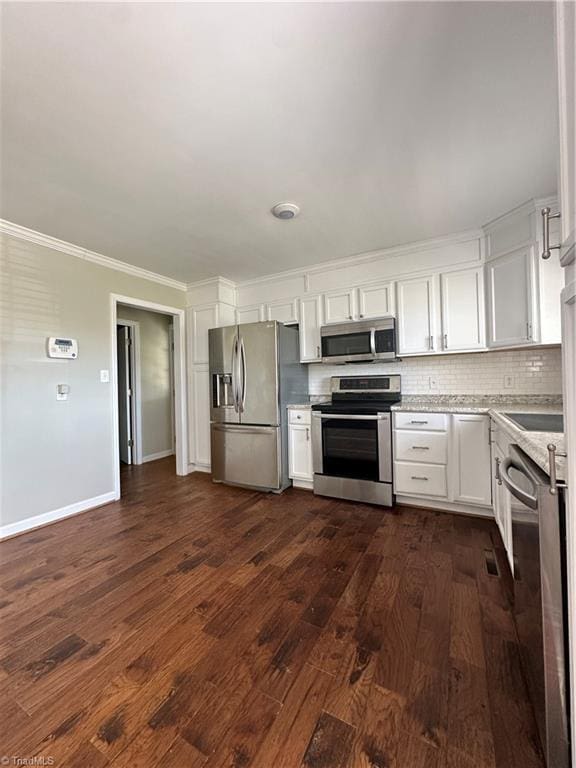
[{"x1": 47, "y1": 337, "x2": 78, "y2": 359}]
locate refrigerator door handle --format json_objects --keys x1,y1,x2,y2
[
  {"x1": 231, "y1": 333, "x2": 239, "y2": 412},
  {"x1": 240, "y1": 337, "x2": 247, "y2": 413}
]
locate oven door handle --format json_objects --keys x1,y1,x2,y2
[
  {"x1": 313, "y1": 413, "x2": 389, "y2": 421},
  {"x1": 500, "y1": 457, "x2": 538, "y2": 510}
]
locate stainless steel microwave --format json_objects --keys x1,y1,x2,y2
[{"x1": 320, "y1": 317, "x2": 397, "y2": 364}]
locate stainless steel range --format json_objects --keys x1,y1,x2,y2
[{"x1": 311, "y1": 375, "x2": 401, "y2": 506}]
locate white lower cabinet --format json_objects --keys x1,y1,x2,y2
[
  {"x1": 394, "y1": 461, "x2": 447, "y2": 497},
  {"x1": 451, "y1": 414, "x2": 492, "y2": 506},
  {"x1": 393, "y1": 411, "x2": 492, "y2": 509},
  {"x1": 288, "y1": 409, "x2": 313, "y2": 485},
  {"x1": 193, "y1": 367, "x2": 211, "y2": 467}
]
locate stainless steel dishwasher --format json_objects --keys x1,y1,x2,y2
[{"x1": 500, "y1": 444, "x2": 570, "y2": 768}]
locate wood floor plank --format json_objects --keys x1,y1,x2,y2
[
  {"x1": 0, "y1": 459, "x2": 545, "y2": 768},
  {"x1": 301, "y1": 711, "x2": 356, "y2": 768}
]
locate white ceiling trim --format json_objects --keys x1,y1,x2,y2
[
  {"x1": 0, "y1": 219, "x2": 188, "y2": 292},
  {"x1": 187, "y1": 226, "x2": 484, "y2": 293}
]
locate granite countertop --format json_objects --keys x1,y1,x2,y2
[
  {"x1": 391, "y1": 396, "x2": 565, "y2": 482},
  {"x1": 287, "y1": 398, "x2": 329, "y2": 410}
]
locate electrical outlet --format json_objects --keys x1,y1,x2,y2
[
  {"x1": 429, "y1": 376, "x2": 438, "y2": 391},
  {"x1": 504, "y1": 374, "x2": 514, "y2": 389},
  {"x1": 100, "y1": 369, "x2": 110, "y2": 383}
]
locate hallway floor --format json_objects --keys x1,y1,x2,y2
[{"x1": 0, "y1": 458, "x2": 543, "y2": 767}]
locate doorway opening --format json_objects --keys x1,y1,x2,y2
[{"x1": 111, "y1": 295, "x2": 187, "y2": 499}]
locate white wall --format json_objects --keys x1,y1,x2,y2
[
  {"x1": 118, "y1": 305, "x2": 173, "y2": 460},
  {"x1": 309, "y1": 346, "x2": 563, "y2": 396},
  {"x1": 0, "y1": 233, "x2": 185, "y2": 532}
]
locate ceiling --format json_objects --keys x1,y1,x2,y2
[{"x1": 0, "y1": 2, "x2": 558, "y2": 283}]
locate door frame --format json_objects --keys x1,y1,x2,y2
[
  {"x1": 110, "y1": 294, "x2": 188, "y2": 499},
  {"x1": 116, "y1": 318, "x2": 143, "y2": 465}
]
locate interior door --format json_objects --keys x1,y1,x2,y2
[
  {"x1": 117, "y1": 325, "x2": 132, "y2": 464},
  {"x1": 237, "y1": 321, "x2": 279, "y2": 426}
]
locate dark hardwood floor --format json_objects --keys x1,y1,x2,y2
[{"x1": 0, "y1": 458, "x2": 544, "y2": 767}]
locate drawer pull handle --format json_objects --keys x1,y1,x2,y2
[
  {"x1": 411, "y1": 476, "x2": 429, "y2": 481},
  {"x1": 412, "y1": 446, "x2": 429, "y2": 450},
  {"x1": 410, "y1": 420, "x2": 428, "y2": 424}
]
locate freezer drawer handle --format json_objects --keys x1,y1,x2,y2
[
  {"x1": 212, "y1": 424, "x2": 274, "y2": 436},
  {"x1": 410, "y1": 420, "x2": 428, "y2": 424}
]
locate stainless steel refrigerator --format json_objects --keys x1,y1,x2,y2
[{"x1": 209, "y1": 321, "x2": 308, "y2": 492}]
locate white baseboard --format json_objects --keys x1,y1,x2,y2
[
  {"x1": 187, "y1": 462, "x2": 211, "y2": 474},
  {"x1": 0, "y1": 491, "x2": 117, "y2": 540},
  {"x1": 292, "y1": 479, "x2": 313, "y2": 490},
  {"x1": 395, "y1": 494, "x2": 494, "y2": 518},
  {"x1": 142, "y1": 449, "x2": 174, "y2": 464}
]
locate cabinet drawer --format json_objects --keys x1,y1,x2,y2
[
  {"x1": 394, "y1": 461, "x2": 447, "y2": 497},
  {"x1": 394, "y1": 412, "x2": 448, "y2": 431},
  {"x1": 289, "y1": 409, "x2": 311, "y2": 425},
  {"x1": 394, "y1": 431, "x2": 447, "y2": 464}
]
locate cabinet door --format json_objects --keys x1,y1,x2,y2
[
  {"x1": 288, "y1": 424, "x2": 313, "y2": 481},
  {"x1": 299, "y1": 296, "x2": 323, "y2": 362},
  {"x1": 236, "y1": 305, "x2": 263, "y2": 324},
  {"x1": 396, "y1": 276, "x2": 437, "y2": 354},
  {"x1": 441, "y1": 268, "x2": 486, "y2": 352},
  {"x1": 486, "y1": 248, "x2": 533, "y2": 347},
  {"x1": 323, "y1": 289, "x2": 355, "y2": 324},
  {"x1": 193, "y1": 367, "x2": 211, "y2": 467},
  {"x1": 190, "y1": 305, "x2": 219, "y2": 364},
  {"x1": 266, "y1": 299, "x2": 298, "y2": 325},
  {"x1": 358, "y1": 282, "x2": 395, "y2": 320},
  {"x1": 452, "y1": 415, "x2": 492, "y2": 506}
]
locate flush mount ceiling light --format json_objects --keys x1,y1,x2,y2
[{"x1": 271, "y1": 202, "x2": 300, "y2": 220}]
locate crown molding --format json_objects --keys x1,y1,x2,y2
[
  {"x1": 229, "y1": 227, "x2": 484, "y2": 291},
  {"x1": 186, "y1": 275, "x2": 237, "y2": 291},
  {"x1": 482, "y1": 196, "x2": 558, "y2": 232},
  {"x1": 0, "y1": 219, "x2": 187, "y2": 292}
]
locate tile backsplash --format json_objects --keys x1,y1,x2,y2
[{"x1": 308, "y1": 347, "x2": 563, "y2": 396}]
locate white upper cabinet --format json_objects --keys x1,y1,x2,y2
[
  {"x1": 486, "y1": 247, "x2": 533, "y2": 347},
  {"x1": 357, "y1": 282, "x2": 395, "y2": 320},
  {"x1": 190, "y1": 305, "x2": 218, "y2": 364},
  {"x1": 299, "y1": 295, "x2": 323, "y2": 363},
  {"x1": 266, "y1": 299, "x2": 299, "y2": 325},
  {"x1": 396, "y1": 275, "x2": 438, "y2": 355},
  {"x1": 440, "y1": 267, "x2": 486, "y2": 352},
  {"x1": 236, "y1": 304, "x2": 264, "y2": 324},
  {"x1": 323, "y1": 289, "x2": 356, "y2": 324}
]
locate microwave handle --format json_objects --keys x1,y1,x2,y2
[{"x1": 370, "y1": 328, "x2": 376, "y2": 356}]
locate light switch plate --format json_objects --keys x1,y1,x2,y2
[{"x1": 100, "y1": 370, "x2": 110, "y2": 383}]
